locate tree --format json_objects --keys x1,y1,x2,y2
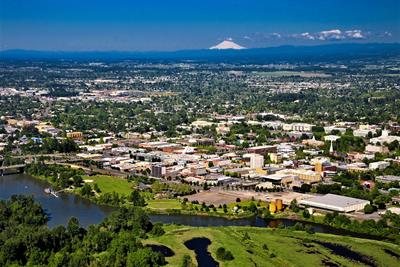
[
  {"x1": 364, "y1": 204, "x2": 374, "y2": 214},
  {"x1": 67, "y1": 217, "x2": 84, "y2": 237},
  {"x1": 181, "y1": 254, "x2": 195, "y2": 267},
  {"x1": 290, "y1": 199, "x2": 300, "y2": 212},
  {"x1": 127, "y1": 248, "x2": 165, "y2": 267},
  {"x1": 129, "y1": 190, "x2": 145, "y2": 207},
  {"x1": 150, "y1": 223, "x2": 165, "y2": 237},
  {"x1": 216, "y1": 247, "x2": 234, "y2": 261},
  {"x1": 305, "y1": 225, "x2": 315, "y2": 234},
  {"x1": 72, "y1": 175, "x2": 83, "y2": 187},
  {"x1": 248, "y1": 202, "x2": 257, "y2": 213},
  {"x1": 293, "y1": 222, "x2": 304, "y2": 231},
  {"x1": 223, "y1": 204, "x2": 228, "y2": 213},
  {"x1": 93, "y1": 183, "x2": 101, "y2": 193},
  {"x1": 300, "y1": 184, "x2": 311, "y2": 193},
  {"x1": 302, "y1": 209, "x2": 311, "y2": 219},
  {"x1": 80, "y1": 184, "x2": 93, "y2": 197},
  {"x1": 242, "y1": 232, "x2": 250, "y2": 241}
]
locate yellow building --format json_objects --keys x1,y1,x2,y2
[
  {"x1": 269, "y1": 153, "x2": 282, "y2": 164},
  {"x1": 66, "y1": 131, "x2": 83, "y2": 139},
  {"x1": 269, "y1": 201, "x2": 277, "y2": 213},
  {"x1": 277, "y1": 169, "x2": 321, "y2": 184},
  {"x1": 315, "y1": 162, "x2": 323, "y2": 173}
]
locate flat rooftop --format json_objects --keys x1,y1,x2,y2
[{"x1": 299, "y1": 194, "x2": 369, "y2": 211}]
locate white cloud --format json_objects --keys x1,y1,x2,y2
[
  {"x1": 317, "y1": 29, "x2": 344, "y2": 40},
  {"x1": 383, "y1": 31, "x2": 392, "y2": 37},
  {"x1": 300, "y1": 32, "x2": 315, "y2": 40},
  {"x1": 345, "y1": 30, "x2": 364, "y2": 39},
  {"x1": 291, "y1": 29, "x2": 368, "y2": 41},
  {"x1": 271, "y1": 32, "x2": 282, "y2": 38},
  {"x1": 240, "y1": 28, "x2": 380, "y2": 44}
]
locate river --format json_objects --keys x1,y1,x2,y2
[
  {"x1": 0, "y1": 174, "x2": 383, "y2": 240},
  {"x1": 0, "y1": 173, "x2": 114, "y2": 227}
]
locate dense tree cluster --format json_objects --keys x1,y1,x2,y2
[
  {"x1": 26, "y1": 163, "x2": 85, "y2": 189},
  {"x1": 0, "y1": 196, "x2": 166, "y2": 267},
  {"x1": 151, "y1": 181, "x2": 195, "y2": 196}
]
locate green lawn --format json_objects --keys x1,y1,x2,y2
[
  {"x1": 146, "y1": 199, "x2": 182, "y2": 210},
  {"x1": 85, "y1": 175, "x2": 133, "y2": 196},
  {"x1": 226, "y1": 199, "x2": 267, "y2": 209},
  {"x1": 145, "y1": 225, "x2": 400, "y2": 267},
  {"x1": 146, "y1": 198, "x2": 269, "y2": 218}
]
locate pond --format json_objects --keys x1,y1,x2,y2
[
  {"x1": 146, "y1": 244, "x2": 175, "y2": 257},
  {"x1": 184, "y1": 238, "x2": 219, "y2": 267},
  {"x1": 314, "y1": 241, "x2": 377, "y2": 267}
]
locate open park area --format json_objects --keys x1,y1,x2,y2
[
  {"x1": 184, "y1": 189, "x2": 309, "y2": 206},
  {"x1": 146, "y1": 225, "x2": 400, "y2": 267}
]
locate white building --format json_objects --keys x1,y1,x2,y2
[
  {"x1": 369, "y1": 161, "x2": 390, "y2": 170},
  {"x1": 299, "y1": 194, "x2": 369, "y2": 213},
  {"x1": 324, "y1": 126, "x2": 346, "y2": 134},
  {"x1": 354, "y1": 129, "x2": 375, "y2": 137},
  {"x1": 282, "y1": 123, "x2": 314, "y2": 132},
  {"x1": 249, "y1": 154, "x2": 264, "y2": 169},
  {"x1": 370, "y1": 130, "x2": 400, "y2": 145},
  {"x1": 191, "y1": 120, "x2": 214, "y2": 128}
]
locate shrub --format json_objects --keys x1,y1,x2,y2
[
  {"x1": 293, "y1": 222, "x2": 304, "y2": 231},
  {"x1": 305, "y1": 225, "x2": 315, "y2": 234},
  {"x1": 242, "y1": 232, "x2": 251, "y2": 241},
  {"x1": 181, "y1": 254, "x2": 194, "y2": 267},
  {"x1": 216, "y1": 247, "x2": 234, "y2": 261},
  {"x1": 149, "y1": 223, "x2": 165, "y2": 236},
  {"x1": 302, "y1": 209, "x2": 311, "y2": 219},
  {"x1": 364, "y1": 204, "x2": 374, "y2": 214}
]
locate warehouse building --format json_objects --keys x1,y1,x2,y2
[{"x1": 299, "y1": 194, "x2": 369, "y2": 213}]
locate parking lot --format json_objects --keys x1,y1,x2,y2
[{"x1": 183, "y1": 188, "x2": 310, "y2": 206}]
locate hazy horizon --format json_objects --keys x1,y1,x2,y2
[{"x1": 1, "y1": 42, "x2": 400, "y2": 53}]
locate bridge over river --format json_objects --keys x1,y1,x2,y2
[{"x1": 0, "y1": 164, "x2": 26, "y2": 175}]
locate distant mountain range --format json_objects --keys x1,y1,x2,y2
[{"x1": 1, "y1": 43, "x2": 399, "y2": 63}]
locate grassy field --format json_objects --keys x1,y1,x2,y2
[
  {"x1": 147, "y1": 199, "x2": 182, "y2": 210},
  {"x1": 146, "y1": 198, "x2": 271, "y2": 219},
  {"x1": 85, "y1": 175, "x2": 133, "y2": 196},
  {"x1": 145, "y1": 225, "x2": 400, "y2": 267}
]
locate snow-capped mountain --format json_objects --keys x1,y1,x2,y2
[{"x1": 209, "y1": 40, "x2": 246, "y2": 50}]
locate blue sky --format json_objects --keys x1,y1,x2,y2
[{"x1": 0, "y1": 0, "x2": 399, "y2": 51}]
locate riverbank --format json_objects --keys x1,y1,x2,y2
[
  {"x1": 0, "y1": 174, "x2": 114, "y2": 227},
  {"x1": 145, "y1": 225, "x2": 400, "y2": 267},
  {"x1": 15, "y1": 172, "x2": 400, "y2": 242},
  {"x1": 146, "y1": 207, "x2": 257, "y2": 220},
  {"x1": 27, "y1": 170, "x2": 263, "y2": 219}
]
